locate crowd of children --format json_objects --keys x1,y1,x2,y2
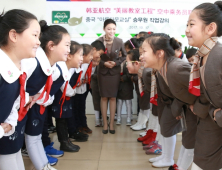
[{"x1": 0, "y1": 1, "x2": 222, "y2": 170}]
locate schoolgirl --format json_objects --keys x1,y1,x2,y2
[
  {"x1": 50, "y1": 41, "x2": 84, "y2": 152},
  {"x1": 136, "y1": 43, "x2": 160, "y2": 149},
  {"x1": 125, "y1": 49, "x2": 150, "y2": 131},
  {"x1": 24, "y1": 20, "x2": 71, "y2": 170},
  {"x1": 72, "y1": 44, "x2": 93, "y2": 134},
  {"x1": 140, "y1": 33, "x2": 197, "y2": 169},
  {"x1": 0, "y1": 9, "x2": 40, "y2": 170},
  {"x1": 186, "y1": 2, "x2": 222, "y2": 169}
]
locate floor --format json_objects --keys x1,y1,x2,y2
[{"x1": 23, "y1": 115, "x2": 191, "y2": 170}]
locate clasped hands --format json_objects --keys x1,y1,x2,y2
[{"x1": 104, "y1": 61, "x2": 116, "y2": 69}]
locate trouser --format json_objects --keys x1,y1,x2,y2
[
  {"x1": 25, "y1": 134, "x2": 48, "y2": 170},
  {"x1": 0, "y1": 150, "x2": 25, "y2": 170}
]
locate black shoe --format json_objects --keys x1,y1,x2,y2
[
  {"x1": 108, "y1": 124, "x2": 115, "y2": 134},
  {"x1": 60, "y1": 140, "x2": 80, "y2": 152},
  {"x1": 48, "y1": 126, "x2": 56, "y2": 133},
  {"x1": 109, "y1": 129, "x2": 115, "y2": 134},
  {"x1": 69, "y1": 132, "x2": 88, "y2": 142},
  {"x1": 102, "y1": 129, "x2": 108, "y2": 134},
  {"x1": 68, "y1": 139, "x2": 80, "y2": 149}
]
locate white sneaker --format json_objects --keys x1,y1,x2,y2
[
  {"x1": 152, "y1": 159, "x2": 174, "y2": 168},
  {"x1": 130, "y1": 112, "x2": 142, "y2": 128},
  {"x1": 116, "y1": 118, "x2": 121, "y2": 125},
  {"x1": 131, "y1": 123, "x2": 146, "y2": 131},
  {"x1": 132, "y1": 114, "x2": 147, "y2": 131},
  {"x1": 43, "y1": 164, "x2": 57, "y2": 170},
  {"x1": 95, "y1": 119, "x2": 101, "y2": 127},
  {"x1": 126, "y1": 117, "x2": 131, "y2": 126},
  {"x1": 149, "y1": 155, "x2": 164, "y2": 163}
]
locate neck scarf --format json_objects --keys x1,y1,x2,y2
[
  {"x1": 189, "y1": 37, "x2": 218, "y2": 96},
  {"x1": 150, "y1": 70, "x2": 158, "y2": 106},
  {"x1": 138, "y1": 66, "x2": 144, "y2": 97}
]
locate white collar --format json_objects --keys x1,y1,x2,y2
[
  {"x1": 35, "y1": 47, "x2": 53, "y2": 76},
  {"x1": 21, "y1": 58, "x2": 38, "y2": 80},
  {"x1": 74, "y1": 67, "x2": 83, "y2": 73},
  {"x1": 57, "y1": 61, "x2": 70, "y2": 81},
  {"x1": 0, "y1": 49, "x2": 23, "y2": 83}
]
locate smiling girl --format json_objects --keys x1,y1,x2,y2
[
  {"x1": 140, "y1": 33, "x2": 197, "y2": 169},
  {"x1": 0, "y1": 9, "x2": 40, "y2": 170},
  {"x1": 186, "y1": 2, "x2": 222, "y2": 170},
  {"x1": 23, "y1": 20, "x2": 71, "y2": 170}
]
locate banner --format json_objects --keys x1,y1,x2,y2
[{"x1": 46, "y1": 1, "x2": 201, "y2": 45}]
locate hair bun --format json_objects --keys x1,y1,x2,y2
[
  {"x1": 169, "y1": 37, "x2": 180, "y2": 50},
  {"x1": 39, "y1": 20, "x2": 49, "y2": 32},
  {"x1": 215, "y1": 1, "x2": 222, "y2": 11}
]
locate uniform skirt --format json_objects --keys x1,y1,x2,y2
[
  {"x1": 98, "y1": 72, "x2": 120, "y2": 98},
  {"x1": 25, "y1": 104, "x2": 47, "y2": 136},
  {"x1": 0, "y1": 115, "x2": 27, "y2": 154},
  {"x1": 159, "y1": 104, "x2": 182, "y2": 137}
]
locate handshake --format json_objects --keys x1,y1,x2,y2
[{"x1": 104, "y1": 61, "x2": 116, "y2": 69}]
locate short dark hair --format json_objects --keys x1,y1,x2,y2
[
  {"x1": 82, "y1": 44, "x2": 93, "y2": 56},
  {"x1": 91, "y1": 40, "x2": 105, "y2": 52},
  {"x1": 0, "y1": 9, "x2": 37, "y2": 47},
  {"x1": 186, "y1": 48, "x2": 197, "y2": 59},
  {"x1": 127, "y1": 49, "x2": 140, "y2": 62},
  {"x1": 145, "y1": 33, "x2": 179, "y2": 60},
  {"x1": 194, "y1": 2, "x2": 222, "y2": 36},
  {"x1": 104, "y1": 19, "x2": 116, "y2": 28},
  {"x1": 70, "y1": 41, "x2": 82, "y2": 55},
  {"x1": 39, "y1": 20, "x2": 69, "y2": 53}
]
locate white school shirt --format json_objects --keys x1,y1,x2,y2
[
  {"x1": 0, "y1": 49, "x2": 36, "y2": 138},
  {"x1": 91, "y1": 66, "x2": 96, "y2": 76},
  {"x1": 76, "y1": 63, "x2": 89, "y2": 94},
  {"x1": 60, "y1": 67, "x2": 83, "y2": 97}
]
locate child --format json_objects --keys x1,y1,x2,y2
[
  {"x1": 87, "y1": 40, "x2": 105, "y2": 127},
  {"x1": 125, "y1": 49, "x2": 150, "y2": 131},
  {"x1": 124, "y1": 38, "x2": 140, "y2": 52},
  {"x1": 140, "y1": 33, "x2": 197, "y2": 169},
  {"x1": 116, "y1": 59, "x2": 134, "y2": 126},
  {"x1": 24, "y1": 20, "x2": 71, "y2": 170},
  {"x1": 186, "y1": 2, "x2": 222, "y2": 170},
  {"x1": 50, "y1": 41, "x2": 84, "y2": 152},
  {"x1": 174, "y1": 41, "x2": 188, "y2": 62},
  {"x1": 0, "y1": 9, "x2": 41, "y2": 170},
  {"x1": 186, "y1": 48, "x2": 197, "y2": 64},
  {"x1": 71, "y1": 44, "x2": 93, "y2": 134}
]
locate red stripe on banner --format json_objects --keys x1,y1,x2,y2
[{"x1": 191, "y1": 77, "x2": 200, "y2": 86}]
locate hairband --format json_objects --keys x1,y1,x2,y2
[{"x1": 129, "y1": 39, "x2": 135, "y2": 48}]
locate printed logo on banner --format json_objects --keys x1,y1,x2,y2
[{"x1": 52, "y1": 11, "x2": 70, "y2": 24}]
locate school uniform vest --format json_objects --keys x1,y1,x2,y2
[
  {"x1": 25, "y1": 65, "x2": 65, "y2": 136},
  {"x1": 51, "y1": 72, "x2": 80, "y2": 118}
]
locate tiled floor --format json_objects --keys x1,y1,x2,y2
[{"x1": 23, "y1": 115, "x2": 191, "y2": 170}]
